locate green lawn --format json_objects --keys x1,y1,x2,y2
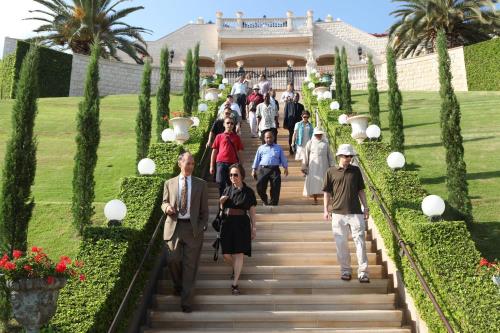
[
  {"x1": 0, "y1": 94, "x2": 183, "y2": 259},
  {"x1": 351, "y1": 90, "x2": 500, "y2": 260}
]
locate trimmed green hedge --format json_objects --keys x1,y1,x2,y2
[
  {"x1": 305, "y1": 83, "x2": 500, "y2": 333},
  {"x1": 49, "y1": 96, "x2": 222, "y2": 332},
  {"x1": 0, "y1": 54, "x2": 16, "y2": 99},
  {"x1": 464, "y1": 38, "x2": 500, "y2": 91}
]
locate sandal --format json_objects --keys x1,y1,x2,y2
[
  {"x1": 358, "y1": 274, "x2": 370, "y2": 283},
  {"x1": 231, "y1": 284, "x2": 240, "y2": 295},
  {"x1": 340, "y1": 272, "x2": 352, "y2": 281}
]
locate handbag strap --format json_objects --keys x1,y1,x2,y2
[{"x1": 225, "y1": 134, "x2": 240, "y2": 163}]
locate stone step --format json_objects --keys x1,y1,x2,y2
[
  {"x1": 148, "y1": 310, "x2": 404, "y2": 329},
  {"x1": 199, "y1": 253, "x2": 378, "y2": 265},
  {"x1": 203, "y1": 230, "x2": 372, "y2": 241},
  {"x1": 165, "y1": 265, "x2": 384, "y2": 280},
  {"x1": 209, "y1": 205, "x2": 324, "y2": 214},
  {"x1": 143, "y1": 328, "x2": 411, "y2": 333},
  {"x1": 201, "y1": 241, "x2": 374, "y2": 253},
  {"x1": 208, "y1": 198, "x2": 325, "y2": 206},
  {"x1": 152, "y1": 294, "x2": 397, "y2": 311},
  {"x1": 157, "y1": 279, "x2": 390, "y2": 296},
  {"x1": 208, "y1": 221, "x2": 332, "y2": 230}
]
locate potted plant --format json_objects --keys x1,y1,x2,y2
[
  {"x1": 477, "y1": 258, "x2": 500, "y2": 289},
  {"x1": 169, "y1": 111, "x2": 194, "y2": 144},
  {"x1": 0, "y1": 247, "x2": 84, "y2": 333},
  {"x1": 203, "y1": 74, "x2": 223, "y2": 101},
  {"x1": 311, "y1": 71, "x2": 332, "y2": 96}
]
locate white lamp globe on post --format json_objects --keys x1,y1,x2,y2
[
  {"x1": 198, "y1": 103, "x2": 208, "y2": 112},
  {"x1": 366, "y1": 125, "x2": 381, "y2": 140},
  {"x1": 190, "y1": 116, "x2": 200, "y2": 127},
  {"x1": 218, "y1": 83, "x2": 225, "y2": 90},
  {"x1": 161, "y1": 128, "x2": 176, "y2": 142},
  {"x1": 137, "y1": 158, "x2": 156, "y2": 175},
  {"x1": 308, "y1": 82, "x2": 315, "y2": 90},
  {"x1": 386, "y1": 152, "x2": 405, "y2": 170},
  {"x1": 322, "y1": 91, "x2": 332, "y2": 100},
  {"x1": 104, "y1": 199, "x2": 127, "y2": 226},
  {"x1": 330, "y1": 101, "x2": 340, "y2": 110},
  {"x1": 421, "y1": 195, "x2": 446, "y2": 221},
  {"x1": 338, "y1": 114, "x2": 348, "y2": 125},
  {"x1": 222, "y1": 78, "x2": 229, "y2": 84}
]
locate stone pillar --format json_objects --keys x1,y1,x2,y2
[
  {"x1": 306, "y1": 10, "x2": 314, "y2": 31},
  {"x1": 325, "y1": 14, "x2": 333, "y2": 23},
  {"x1": 236, "y1": 11, "x2": 244, "y2": 31},
  {"x1": 216, "y1": 11, "x2": 223, "y2": 32},
  {"x1": 214, "y1": 51, "x2": 225, "y2": 75},
  {"x1": 196, "y1": 17, "x2": 204, "y2": 24},
  {"x1": 305, "y1": 49, "x2": 317, "y2": 77},
  {"x1": 286, "y1": 11, "x2": 294, "y2": 31}
]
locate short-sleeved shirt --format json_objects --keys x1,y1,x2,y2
[
  {"x1": 222, "y1": 183, "x2": 257, "y2": 211},
  {"x1": 212, "y1": 132, "x2": 243, "y2": 164},
  {"x1": 322, "y1": 164, "x2": 365, "y2": 214},
  {"x1": 246, "y1": 93, "x2": 264, "y2": 111},
  {"x1": 256, "y1": 102, "x2": 278, "y2": 131}
]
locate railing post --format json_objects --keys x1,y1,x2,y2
[
  {"x1": 286, "y1": 11, "x2": 294, "y2": 31},
  {"x1": 216, "y1": 11, "x2": 223, "y2": 32},
  {"x1": 306, "y1": 10, "x2": 314, "y2": 32},
  {"x1": 236, "y1": 11, "x2": 244, "y2": 31}
]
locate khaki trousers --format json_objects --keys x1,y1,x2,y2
[
  {"x1": 165, "y1": 221, "x2": 204, "y2": 307},
  {"x1": 331, "y1": 213, "x2": 368, "y2": 277}
]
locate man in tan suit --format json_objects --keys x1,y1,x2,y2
[{"x1": 161, "y1": 152, "x2": 209, "y2": 313}]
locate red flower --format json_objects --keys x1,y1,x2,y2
[
  {"x1": 60, "y1": 256, "x2": 72, "y2": 265},
  {"x1": 0, "y1": 254, "x2": 8, "y2": 267},
  {"x1": 12, "y1": 250, "x2": 23, "y2": 259},
  {"x1": 79, "y1": 274, "x2": 86, "y2": 281},
  {"x1": 479, "y1": 258, "x2": 489, "y2": 267},
  {"x1": 47, "y1": 276, "x2": 55, "y2": 285},
  {"x1": 162, "y1": 115, "x2": 169, "y2": 121},
  {"x1": 31, "y1": 246, "x2": 42, "y2": 253},
  {"x1": 55, "y1": 262, "x2": 67, "y2": 273},
  {"x1": 74, "y1": 260, "x2": 84, "y2": 268},
  {"x1": 34, "y1": 253, "x2": 46, "y2": 263},
  {"x1": 4, "y1": 262, "x2": 16, "y2": 270},
  {"x1": 23, "y1": 265, "x2": 32, "y2": 271}
]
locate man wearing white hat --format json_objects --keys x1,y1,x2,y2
[
  {"x1": 322, "y1": 144, "x2": 370, "y2": 283},
  {"x1": 246, "y1": 85, "x2": 264, "y2": 138}
]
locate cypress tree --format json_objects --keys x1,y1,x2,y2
[
  {"x1": 0, "y1": 45, "x2": 40, "y2": 253},
  {"x1": 136, "y1": 60, "x2": 152, "y2": 164},
  {"x1": 72, "y1": 41, "x2": 101, "y2": 235},
  {"x1": 340, "y1": 47, "x2": 352, "y2": 114},
  {"x1": 192, "y1": 42, "x2": 200, "y2": 111},
  {"x1": 386, "y1": 45, "x2": 405, "y2": 152},
  {"x1": 334, "y1": 47, "x2": 343, "y2": 105},
  {"x1": 367, "y1": 54, "x2": 381, "y2": 127},
  {"x1": 183, "y1": 49, "x2": 194, "y2": 116},
  {"x1": 437, "y1": 30, "x2": 472, "y2": 220},
  {"x1": 156, "y1": 47, "x2": 171, "y2": 141}
]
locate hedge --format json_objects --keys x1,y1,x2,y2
[
  {"x1": 49, "y1": 95, "x2": 223, "y2": 332},
  {"x1": 464, "y1": 38, "x2": 500, "y2": 91},
  {"x1": 1, "y1": 40, "x2": 73, "y2": 99},
  {"x1": 304, "y1": 82, "x2": 500, "y2": 333}
]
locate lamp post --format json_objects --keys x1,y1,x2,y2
[
  {"x1": 104, "y1": 199, "x2": 127, "y2": 227},
  {"x1": 236, "y1": 60, "x2": 245, "y2": 76},
  {"x1": 386, "y1": 152, "x2": 405, "y2": 170},
  {"x1": 169, "y1": 49, "x2": 174, "y2": 63},
  {"x1": 286, "y1": 59, "x2": 294, "y2": 85},
  {"x1": 421, "y1": 195, "x2": 446, "y2": 221},
  {"x1": 137, "y1": 158, "x2": 156, "y2": 175},
  {"x1": 366, "y1": 124, "x2": 381, "y2": 141},
  {"x1": 358, "y1": 46, "x2": 363, "y2": 61}
]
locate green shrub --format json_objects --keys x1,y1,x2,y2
[
  {"x1": 464, "y1": 38, "x2": 500, "y2": 91},
  {"x1": 308, "y1": 90, "x2": 500, "y2": 333},
  {"x1": 13, "y1": 40, "x2": 72, "y2": 98},
  {"x1": 0, "y1": 54, "x2": 15, "y2": 99}
]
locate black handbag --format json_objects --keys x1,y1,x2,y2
[{"x1": 211, "y1": 207, "x2": 225, "y2": 232}]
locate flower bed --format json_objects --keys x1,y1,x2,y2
[{"x1": 304, "y1": 82, "x2": 500, "y2": 332}]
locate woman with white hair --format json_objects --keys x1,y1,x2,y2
[{"x1": 302, "y1": 128, "x2": 334, "y2": 204}]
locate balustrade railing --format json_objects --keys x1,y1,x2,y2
[{"x1": 220, "y1": 17, "x2": 309, "y2": 32}]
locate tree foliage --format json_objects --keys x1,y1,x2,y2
[
  {"x1": 156, "y1": 47, "x2": 171, "y2": 141},
  {"x1": 183, "y1": 49, "x2": 194, "y2": 116},
  {"x1": 367, "y1": 54, "x2": 381, "y2": 127},
  {"x1": 72, "y1": 41, "x2": 101, "y2": 235},
  {"x1": 136, "y1": 60, "x2": 152, "y2": 164},
  {"x1": 437, "y1": 29, "x2": 472, "y2": 221},
  {"x1": 389, "y1": 0, "x2": 500, "y2": 58},
  {"x1": 334, "y1": 47, "x2": 343, "y2": 105},
  {"x1": 27, "y1": 0, "x2": 151, "y2": 63},
  {"x1": 386, "y1": 45, "x2": 405, "y2": 152},
  {"x1": 340, "y1": 47, "x2": 352, "y2": 114},
  {"x1": 192, "y1": 42, "x2": 201, "y2": 110}
]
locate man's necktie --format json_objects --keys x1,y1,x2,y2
[{"x1": 179, "y1": 177, "x2": 187, "y2": 216}]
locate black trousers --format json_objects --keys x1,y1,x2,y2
[
  {"x1": 287, "y1": 128, "x2": 294, "y2": 153},
  {"x1": 215, "y1": 162, "x2": 231, "y2": 196},
  {"x1": 260, "y1": 128, "x2": 278, "y2": 144},
  {"x1": 256, "y1": 166, "x2": 281, "y2": 205},
  {"x1": 234, "y1": 94, "x2": 247, "y2": 120}
]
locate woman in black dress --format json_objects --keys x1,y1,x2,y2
[{"x1": 219, "y1": 163, "x2": 257, "y2": 295}]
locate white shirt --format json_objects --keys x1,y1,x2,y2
[
  {"x1": 231, "y1": 82, "x2": 247, "y2": 95},
  {"x1": 218, "y1": 102, "x2": 242, "y2": 117},
  {"x1": 281, "y1": 91, "x2": 294, "y2": 102},
  {"x1": 177, "y1": 175, "x2": 192, "y2": 219},
  {"x1": 256, "y1": 102, "x2": 278, "y2": 131}
]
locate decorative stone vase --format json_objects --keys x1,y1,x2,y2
[
  {"x1": 493, "y1": 275, "x2": 500, "y2": 288},
  {"x1": 346, "y1": 115, "x2": 371, "y2": 143},
  {"x1": 313, "y1": 86, "x2": 328, "y2": 97},
  {"x1": 319, "y1": 74, "x2": 333, "y2": 86},
  {"x1": 205, "y1": 88, "x2": 220, "y2": 101},
  {"x1": 169, "y1": 117, "x2": 194, "y2": 144},
  {"x1": 6, "y1": 278, "x2": 67, "y2": 333}
]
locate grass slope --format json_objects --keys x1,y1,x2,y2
[{"x1": 0, "y1": 94, "x2": 183, "y2": 258}]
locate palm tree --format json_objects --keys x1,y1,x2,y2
[
  {"x1": 27, "y1": 0, "x2": 151, "y2": 63},
  {"x1": 389, "y1": 0, "x2": 500, "y2": 58}
]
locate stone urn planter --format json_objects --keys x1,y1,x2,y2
[
  {"x1": 169, "y1": 117, "x2": 194, "y2": 144},
  {"x1": 312, "y1": 86, "x2": 329, "y2": 97},
  {"x1": 346, "y1": 115, "x2": 371, "y2": 143},
  {"x1": 205, "y1": 88, "x2": 220, "y2": 101},
  {"x1": 493, "y1": 275, "x2": 500, "y2": 288},
  {"x1": 6, "y1": 278, "x2": 67, "y2": 333}
]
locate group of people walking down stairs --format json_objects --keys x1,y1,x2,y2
[{"x1": 160, "y1": 79, "x2": 370, "y2": 313}]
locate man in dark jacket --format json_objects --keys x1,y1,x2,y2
[{"x1": 283, "y1": 93, "x2": 304, "y2": 154}]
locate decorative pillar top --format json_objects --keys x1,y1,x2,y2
[
  {"x1": 325, "y1": 14, "x2": 333, "y2": 22},
  {"x1": 196, "y1": 17, "x2": 204, "y2": 24},
  {"x1": 235, "y1": 11, "x2": 244, "y2": 18},
  {"x1": 286, "y1": 11, "x2": 294, "y2": 18},
  {"x1": 216, "y1": 11, "x2": 223, "y2": 18}
]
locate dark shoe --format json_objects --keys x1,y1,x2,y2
[
  {"x1": 181, "y1": 305, "x2": 192, "y2": 313},
  {"x1": 231, "y1": 284, "x2": 240, "y2": 295},
  {"x1": 173, "y1": 287, "x2": 182, "y2": 296},
  {"x1": 341, "y1": 272, "x2": 352, "y2": 281},
  {"x1": 358, "y1": 274, "x2": 370, "y2": 283}
]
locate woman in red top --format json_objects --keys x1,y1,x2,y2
[{"x1": 210, "y1": 117, "x2": 244, "y2": 196}]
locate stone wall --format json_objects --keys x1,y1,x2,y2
[{"x1": 2, "y1": 37, "x2": 18, "y2": 58}]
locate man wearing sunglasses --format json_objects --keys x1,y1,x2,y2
[{"x1": 322, "y1": 144, "x2": 370, "y2": 283}]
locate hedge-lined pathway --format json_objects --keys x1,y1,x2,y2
[{"x1": 143, "y1": 105, "x2": 411, "y2": 332}]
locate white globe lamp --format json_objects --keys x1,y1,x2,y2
[
  {"x1": 104, "y1": 199, "x2": 127, "y2": 226},
  {"x1": 338, "y1": 114, "x2": 348, "y2": 125},
  {"x1": 222, "y1": 78, "x2": 229, "y2": 84},
  {"x1": 366, "y1": 125, "x2": 381, "y2": 140},
  {"x1": 218, "y1": 83, "x2": 225, "y2": 90},
  {"x1": 386, "y1": 152, "x2": 406, "y2": 170},
  {"x1": 204, "y1": 92, "x2": 218, "y2": 101},
  {"x1": 421, "y1": 195, "x2": 446, "y2": 219},
  {"x1": 190, "y1": 116, "x2": 200, "y2": 127},
  {"x1": 198, "y1": 103, "x2": 208, "y2": 112},
  {"x1": 161, "y1": 128, "x2": 176, "y2": 142},
  {"x1": 137, "y1": 158, "x2": 156, "y2": 175},
  {"x1": 308, "y1": 82, "x2": 315, "y2": 90},
  {"x1": 330, "y1": 101, "x2": 340, "y2": 110},
  {"x1": 322, "y1": 91, "x2": 332, "y2": 100}
]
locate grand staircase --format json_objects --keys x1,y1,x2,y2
[{"x1": 142, "y1": 109, "x2": 411, "y2": 332}]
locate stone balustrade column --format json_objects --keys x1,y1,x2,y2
[
  {"x1": 236, "y1": 11, "x2": 244, "y2": 31},
  {"x1": 306, "y1": 10, "x2": 314, "y2": 31},
  {"x1": 216, "y1": 11, "x2": 223, "y2": 32},
  {"x1": 287, "y1": 11, "x2": 294, "y2": 31}
]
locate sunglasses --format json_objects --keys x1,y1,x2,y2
[
  {"x1": 302, "y1": 116, "x2": 309, "y2": 119},
  {"x1": 225, "y1": 122, "x2": 234, "y2": 125},
  {"x1": 229, "y1": 173, "x2": 240, "y2": 177},
  {"x1": 341, "y1": 155, "x2": 353, "y2": 158}
]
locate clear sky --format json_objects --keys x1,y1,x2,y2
[{"x1": 0, "y1": 0, "x2": 400, "y2": 57}]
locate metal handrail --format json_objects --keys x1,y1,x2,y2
[{"x1": 314, "y1": 108, "x2": 455, "y2": 333}]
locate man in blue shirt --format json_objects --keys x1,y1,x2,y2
[{"x1": 251, "y1": 131, "x2": 289, "y2": 206}]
